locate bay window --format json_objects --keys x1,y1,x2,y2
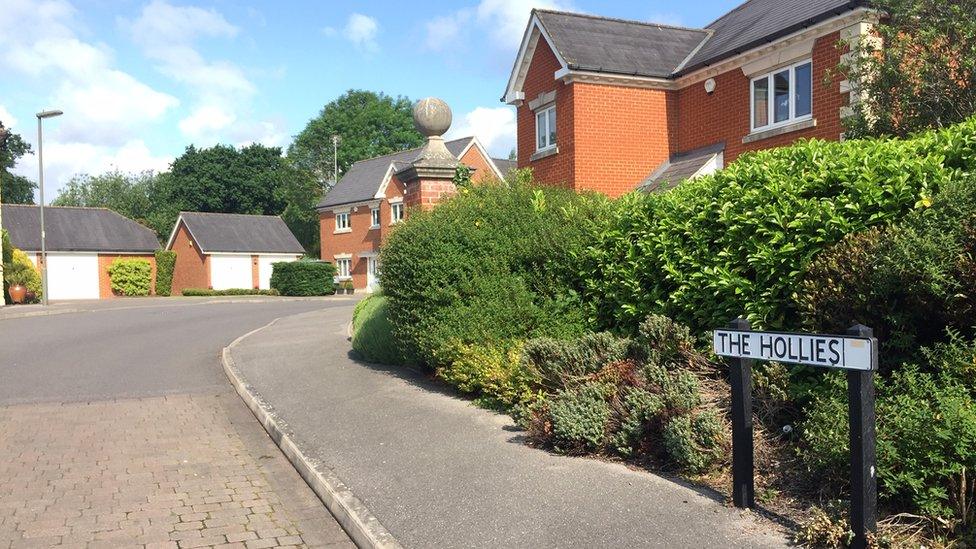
[{"x1": 751, "y1": 60, "x2": 813, "y2": 132}]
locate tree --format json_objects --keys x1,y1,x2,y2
[
  {"x1": 0, "y1": 122, "x2": 36, "y2": 204},
  {"x1": 53, "y1": 170, "x2": 174, "y2": 239},
  {"x1": 168, "y1": 143, "x2": 289, "y2": 216},
  {"x1": 288, "y1": 90, "x2": 423, "y2": 185},
  {"x1": 842, "y1": 0, "x2": 976, "y2": 138}
]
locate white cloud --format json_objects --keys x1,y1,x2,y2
[
  {"x1": 0, "y1": 105, "x2": 18, "y2": 129},
  {"x1": 647, "y1": 12, "x2": 685, "y2": 27},
  {"x1": 178, "y1": 106, "x2": 237, "y2": 142},
  {"x1": 427, "y1": 0, "x2": 576, "y2": 52},
  {"x1": 326, "y1": 13, "x2": 380, "y2": 52},
  {"x1": 12, "y1": 139, "x2": 172, "y2": 199},
  {"x1": 447, "y1": 106, "x2": 517, "y2": 157},
  {"x1": 0, "y1": 0, "x2": 178, "y2": 190}
]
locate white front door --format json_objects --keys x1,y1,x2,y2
[
  {"x1": 257, "y1": 255, "x2": 299, "y2": 290},
  {"x1": 366, "y1": 256, "x2": 379, "y2": 293},
  {"x1": 46, "y1": 253, "x2": 99, "y2": 300},
  {"x1": 210, "y1": 255, "x2": 252, "y2": 290}
]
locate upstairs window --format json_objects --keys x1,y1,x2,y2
[
  {"x1": 535, "y1": 105, "x2": 556, "y2": 151},
  {"x1": 751, "y1": 60, "x2": 813, "y2": 132},
  {"x1": 370, "y1": 207, "x2": 380, "y2": 228},
  {"x1": 391, "y1": 202, "x2": 404, "y2": 224},
  {"x1": 335, "y1": 212, "x2": 350, "y2": 231}
]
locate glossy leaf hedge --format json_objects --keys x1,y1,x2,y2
[{"x1": 581, "y1": 118, "x2": 976, "y2": 333}]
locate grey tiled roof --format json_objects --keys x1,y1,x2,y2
[
  {"x1": 679, "y1": 0, "x2": 866, "y2": 75},
  {"x1": 535, "y1": 10, "x2": 709, "y2": 79},
  {"x1": 639, "y1": 142, "x2": 725, "y2": 193},
  {"x1": 1, "y1": 204, "x2": 159, "y2": 252},
  {"x1": 317, "y1": 137, "x2": 476, "y2": 209},
  {"x1": 492, "y1": 158, "x2": 517, "y2": 176},
  {"x1": 177, "y1": 212, "x2": 304, "y2": 254},
  {"x1": 528, "y1": 0, "x2": 865, "y2": 79}
]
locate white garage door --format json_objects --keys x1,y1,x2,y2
[
  {"x1": 257, "y1": 255, "x2": 299, "y2": 290},
  {"x1": 47, "y1": 253, "x2": 99, "y2": 300},
  {"x1": 210, "y1": 255, "x2": 253, "y2": 290}
]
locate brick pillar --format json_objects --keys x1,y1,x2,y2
[{"x1": 398, "y1": 98, "x2": 459, "y2": 213}]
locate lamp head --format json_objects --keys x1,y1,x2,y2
[{"x1": 36, "y1": 110, "x2": 63, "y2": 119}]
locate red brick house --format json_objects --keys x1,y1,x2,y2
[
  {"x1": 503, "y1": 0, "x2": 873, "y2": 196},
  {"x1": 317, "y1": 136, "x2": 505, "y2": 291}
]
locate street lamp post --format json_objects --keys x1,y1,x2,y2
[
  {"x1": 36, "y1": 109, "x2": 62, "y2": 306},
  {"x1": 331, "y1": 134, "x2": 340, "y2": 186},
  {"x1": 0, "y1": 123, "x2": 7, "y2": 308}
]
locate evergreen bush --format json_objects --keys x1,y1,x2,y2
[
  {"x1": 270, "y1": 260, "x2": 336, "y2": 296},
  {"x1": 154, "y1": 250, "x2": 176, "y2": 297},
  {"x1": 107, "y1": 259, "x2": 152, "y2": 296},
  {"x1": 351, "y1": 295, "x2": 407, "y2": 366}
]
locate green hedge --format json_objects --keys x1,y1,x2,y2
[
  {"x1": 107, "y1": 258, "x2": 152, "y2": 296},
  {"x1": 270, "y1": 260, "x2": 336, "y2": 296},
  {"x1": 380, "y1": 176, "x2": 610, "y2": 367},
  {"x1": 581, "y1": 118, "x2": 976, "y2": 334},
  {"x1": 154, "y1": 250, "x2": 176, "y2": 297},
  {"x1": 181, "y1": 288, "x2": 280, "y2": 296},
  {"x1": 351, "y1": 295, "x2": 405, "y2": 365}
]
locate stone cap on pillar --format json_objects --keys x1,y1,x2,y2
[{"x1": 398, "y1": 97, "x2": 458, "y2": 183}]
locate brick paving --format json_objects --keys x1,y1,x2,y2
[{"x1": 0, "y1": 393, "x2": 353, "y2": 549}]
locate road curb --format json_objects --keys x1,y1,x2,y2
[{"x1": 222, "y1": 319, "x2": 402, "y2": 549}]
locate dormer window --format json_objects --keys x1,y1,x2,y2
[{"x1": 536, "y1": 105, "x2": 556, "y2": 151}]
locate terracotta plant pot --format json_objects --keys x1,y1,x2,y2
[{"x1": 8, "y1": 284, "x2": 27, "y2": 304}]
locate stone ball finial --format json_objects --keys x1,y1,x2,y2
[{"x1": 413, "y1": 97, "x2": 452, "y2": 137}]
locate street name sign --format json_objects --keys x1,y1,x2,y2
[
  {"x1": 713, "y1": 330, "x2": 876, "y2": 371},
  {"x1": 716, "y1": 320, "x2": 878, "y2": 549}
]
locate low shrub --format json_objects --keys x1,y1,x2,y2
[
  {"x1": 581, "y1": 118, "x2": 976, "y2": 334},
  {"x1": 270, "y1": 260, "x2": 336, "y2": 296},
  {"x1": 107, "y1": 258, "x2": 152, "y2": 296},
  {"x1": 799, "y1": 333, "x2": 976, "y2": 529},
  {"x1": 380, "y1": 175, "x2": 610, "y2": 367},
  {"x1": 181, "y1": 288, "x2": 279, "y2": 296},
  {"x1": 434, "y1": 341, "x2": 535, "y2": 409},
  {"x1": 351, "y1": 295, "x2": 406, "y2": 365},
  {"x1": 154, "y1": 250, "x2": 176, "y2": 297},
  {"x1": 527, "y1": 315, "x2": 729, "y2": 473},
  {"x1": 520, "y1": 332, "x2": 630, "y2": 393}
]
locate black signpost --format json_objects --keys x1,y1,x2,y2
[{"x1": 715, "y1": 320, "x2": 878, "y2": 549}]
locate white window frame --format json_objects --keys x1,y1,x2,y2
[
  {"x1": 335, "y1": 211, "x2": 350, "y2": 233},
  {"x1": 750, "y1": 59, "x2": 813, "y2": 132},
  {"x1": 335, "y1": 257, "x2": 352, "y2": 279},
  {"x1": 370, "y1": 207, "x2": 380, "y2": 229},
  {"x1": 535, "y1": 104, "x2": 556, "y2": 152},
  {"x1": 390, "y1": 201, "x2": 404, "y2": 224}
]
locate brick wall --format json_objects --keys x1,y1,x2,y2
[
  {"x1": 572, "y1": 83, "x2": 675, "y2": 197},
  {"x1": 98, "y1": 254, "x2": 157, "y2": 298},
  {"x1": 169, "y1": 222, "x2": 209, "y2": 295},
  {"x1": 516, "y1": 38, "x2": 575, "y2": 189},
  {"x1": 460, "y1": 144, "x2": 500, "y2": 182},
  {"x1": 676, "y1": 31, "x2": 846, "y2": 163}
]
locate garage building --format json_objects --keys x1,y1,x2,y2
[
  {"x1": 165, "y1": 212, "x2": 304, "y2": 295},
  {"x1": 1, "y1": 204, "x2": 160, "y2": 300}
]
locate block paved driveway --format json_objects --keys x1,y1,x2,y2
[{"x1": 0, "y1": 299, "x2": 356, "y2": 549}]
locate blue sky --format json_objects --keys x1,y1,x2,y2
[{"x1": 1, "y1": 0, "x2": 742, "y2": 198}]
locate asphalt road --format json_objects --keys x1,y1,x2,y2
[
  {"x1": 232, "y1": 306, "x2": 790, "y2": 549},
  {"x1": 0, "y1": 299, "x2": 348, "y2": 405}
]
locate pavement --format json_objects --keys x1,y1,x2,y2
[
  {"x1": 0, "y1": 299, "x2": 356, "y2": 548},
  {"x1": 229, "y1": 305, "x2": 791, "y2": 549}
]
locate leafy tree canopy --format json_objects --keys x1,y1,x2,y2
[
  {"x1": 843, "y1": 0, "x2": 976, "y2": 138},
  {"x1": 169, "y1": 143, "x2": 289, "y2": 215},
  {"x1": 0, "y1": 122, "x2": 36, "y2": 204},
  {"x1": 288, "y1": 89, "x2": 423, "y2": 185},
  {"x1": 53, "y1": 170, "x2": 175, "y2": 239}
]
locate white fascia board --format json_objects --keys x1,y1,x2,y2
[
  {"x1": 164, "y1": 214, "x2": 185, "y2": 250},
  {"x1": 503, "y1": 14, "x2": 569, "y2": 105},
  {"x1": 373, "y1": 163, "x2": 397, "y2": 200}
]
